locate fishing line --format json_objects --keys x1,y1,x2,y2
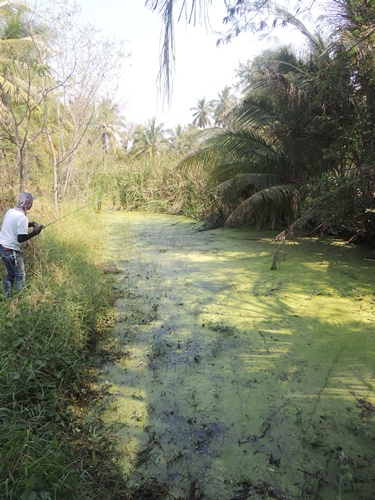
[{"x1": 42, "y1": 199, "x2": 104, "y2": 229}]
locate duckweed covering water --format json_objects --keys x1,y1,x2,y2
[{"x1": 99, "y1": 212, "x2": 375, "y2": 499}]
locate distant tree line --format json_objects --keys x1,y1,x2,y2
[{"x1": 1, "y1": 0, "x2": 374, "y2": 248}]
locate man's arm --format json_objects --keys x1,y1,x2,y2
[{"x1": 18, "y1": 225, "x2": 43, "y2": 243}]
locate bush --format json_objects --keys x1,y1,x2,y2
[{"x1": 300, "y1": 169, "x2": 375, "y2": 241}]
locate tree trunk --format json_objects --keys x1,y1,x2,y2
[
  {"x1": 46, "y1": 128, "x2": 60, "y2": 214},
  {"x1": 15, "y1": 128, "x2": 25, "y2": 192}
]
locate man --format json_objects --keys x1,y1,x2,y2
[{"x1": 0, "y1": 192, "x2": 43, "y2": 297}]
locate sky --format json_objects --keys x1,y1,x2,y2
[{"x1": 74, "y1": 0, "x2": 308, "y2": 128}]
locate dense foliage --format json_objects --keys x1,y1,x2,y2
[{"x1": 155, "y1": 1, "x2": 375, "y2": 242}]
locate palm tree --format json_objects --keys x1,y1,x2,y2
[
  {"x1": 211, "y1": 85, "x2": 237, "y2": 126},
  {"x1": 166, "y1": 123, "x2": 200, "y2": 154},
  {"x1": 0, "y1": 2, "x2": 47, "y2": 191},
  {"x1": 179, "y1": 125, "x2": 300, "y2": 230},
  {"x1": 179, "y1": 25, "x2": 356, "y2": 230},
  {"x1": 190, "y1": 97, "x2": 213, "y2": 129},
  {"x1": 99, "y1": 100, "x2": 129, "y2": 155},
  {"x1": 131, "y1": 117, "x2": 168, "y2": 159}
]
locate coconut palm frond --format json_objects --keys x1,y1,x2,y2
[
  {"x1": 232, "y1": 97, "x2": 275, "y2": 129},
  {"x1": 1, "y1": 76, "x2": 29, "y2": 104},
  {"x1": 178, "y1": 127, "x2": 286, "y2": 184},
  {"x1": 0, "y1": 37, "x2": 34, "y2": 49},
  {"x1": 225, "y1": 184, "x2": 299, "y2": 227},
  {"x1": 213, "y1": 173, "x2": 283, "y2": 194},
  {"x1": 0, "y1": 71, "x2": 41, "y2": 106},
  {"x1": 339, "y1": 29, "x2": 370, "y2": 58},
  {"x1": 248, "y1": 65, "x2": 313, "y2": 114},
  {"x1": 206, "y1": 128, "x2": 282, "y2": 160},
  {"x1": 210, "y1": 172, "x2": 283, "y2": 208},
  {"x1": 0, "y1": 1, "x2": 39, "y2": 14},
  {"x1": 0, "y1": 37, "x2": 51, "y2": 59},
  {"x1": 221, "y1": 158, "x2": 286, "y2": 180},
  {"x1": 177, "y1": 145, "x2": 222, "y2": 171},
  {"x1": 146, "y1": 0, "x2": 210, "y2": 102},
  {"x1": 272, "y1": 6, "x2": 325, "y2": 53}
]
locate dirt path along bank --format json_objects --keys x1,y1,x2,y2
[{"x1": 99, "y1": 212, "x2": 375, "y2": 499}]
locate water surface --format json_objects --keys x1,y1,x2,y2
[{"x1": 100, "y1": 212, "x2": 375, "y2": 499}]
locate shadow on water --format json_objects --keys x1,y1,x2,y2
[{"x1": 99, "y1": 212, "x2": 375, "y2": 499}]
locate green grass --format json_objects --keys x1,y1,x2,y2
[{"x1": 0, "y1": 206, "x2": 127, "y2": 499}]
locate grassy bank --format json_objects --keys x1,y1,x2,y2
[{"x1": 0, "y1": 206, "x2": 127, "y2": 499}]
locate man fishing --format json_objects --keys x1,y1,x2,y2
[{"x1": 0, "y1": 192, "x2": 43, "y2": 298}]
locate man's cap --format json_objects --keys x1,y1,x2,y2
[{"x1": 18, "y1": 192, "x2": 36, "y2": 203}]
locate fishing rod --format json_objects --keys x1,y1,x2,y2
[{"x1": 42, "y1": 199, "x2": 104, "y2": 229}]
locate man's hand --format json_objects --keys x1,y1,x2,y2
[
  {"x1": 29, "y1": 221, "x2": 42, "y2": 229},
  {"x1": 33, "y1": 224, "x2": 44, "y2": 235}
]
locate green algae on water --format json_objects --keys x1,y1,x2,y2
[{"x1": 99, "y1": 212, "x2": 375, "y2": 499}]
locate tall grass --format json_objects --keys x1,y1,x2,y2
[
  {"x1": 0, "y1": 205, "x2": 126, "y2": 499},
  {"x1": 114, "y1": 154, "x2": 210, "y2": 218}
]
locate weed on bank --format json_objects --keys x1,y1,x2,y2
[{"x1": 0, "y1": 209, "x2": 127, "y2": 499}]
